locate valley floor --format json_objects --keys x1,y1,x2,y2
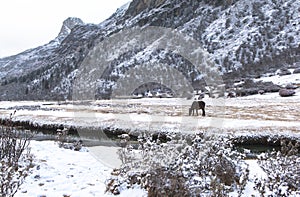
[
  {"x1": 0, "y1": 90, "x2": 299, "y2": 196},
  {"x1": 1, "y1": 90, "x2": 300, "y2": 135}
]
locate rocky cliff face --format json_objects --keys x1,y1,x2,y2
[
  {"x1": 0, "y1": 0, "x2": 299, "y2": 100},
  {"x1": 126, "y1": 0, "x2": 167, "y2": 16},
  {"x1": 56, "y1": 17, "x2": 84, "y2": 41}
]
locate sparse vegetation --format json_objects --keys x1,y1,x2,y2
[
  {"x1": 0, "y1": 114, "x2": 34, "y2": 196},
  {"x1": 255, "y1": 139, "x2": 300, "y2": 196},
  {"x1": 106, "y1": 132, "x2": 300, "y2": 196},
  {"x1": 106, "y1": 133, "x2": 249, "y2": 196},
  {"x1": 56, "y1": 128, "x2": 83, "y2": 151}
]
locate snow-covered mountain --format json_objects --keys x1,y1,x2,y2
[
  {"x1": 56, "y1": 17, "x2": 84, "y2": 42},
  {"x1": 0, "y1": 0, "x2": 299, "y2": 100}
]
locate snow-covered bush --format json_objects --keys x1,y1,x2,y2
[
  {"x1": 106, "y1": 132, "x2": 249, "y2": 196},
  {"x1": 179, "y1": 134, "x2": 249, "y2": 196},
  {"x1": 255, "y1": 139, "x2": 300, "y2": 196},
  {"x1": 0, "y1": 114, "x2": 34, "y2": 196},
  {"x1": 56, "y1": 128, "x2": 83, "y2": 151}
]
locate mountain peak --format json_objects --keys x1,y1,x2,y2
[
  {"x1": 56, "y1": 17, "x2": 84, "y2": 41},
  {"x1": 0, "y1": 0, "x2": 299, "y2": 101}
]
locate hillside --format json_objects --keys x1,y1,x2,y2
[{"x1": 0, "y1": 0, "x2": 299, "y2": 100}]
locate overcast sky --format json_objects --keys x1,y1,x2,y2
[{"x1": 0, "y1": 0, "x2": 131, "y2": 58}]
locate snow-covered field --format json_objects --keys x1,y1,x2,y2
[
  {"x1": 15, "y1": 141, "x2": 147, "y2": 197},
  {"x1": 0, "y1": 93, "x2": 297, "y2": 196},
  {"x1": 1, "y1": 88, "x2": 300, "y2": 135},
  {"x1": 14, "y1": 140, "x2": 272, "y2": 197},
  {"x1": 1, "y1": 84, "x2": 299, "y2": 196}
]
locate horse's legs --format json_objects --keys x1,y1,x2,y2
[
  {"x1": 196, "y1": 109, "x2": 199, "y2": 116},
  {"x1": 189, "y1": 108, "x2": 192, "y2": 116},
  {"x1": 202, "y1": 109, "x2": 205, "y2": 116}
]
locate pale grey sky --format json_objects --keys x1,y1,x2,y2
[{"x1": 0, "y1": 0, "x2": 131, "y2": 58}]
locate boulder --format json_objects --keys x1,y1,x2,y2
[
  {"x1": 286, "y1": 84, "x2": 298, "y2": 90},
  {"x1": 263, "y1": 82, "x2": 281, "y2": 93},
  {"x1": 227, "y1": 91, "x2": 236, "y2": 98},
  {"x1": 293, "y1": 68, "x2": 300, "y2": 74},
  {"x1": 279, "y1": 89, "x2": 296, "y2": 97},
  {"x1": 276, "y1": 68, "x2": 292, "y2": 76}
]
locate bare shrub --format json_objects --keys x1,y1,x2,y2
[
  {"x1": 0, "y1": 114, "x2": 34, "y2": 196},
  {"x1": 146, "y1": 167, "x2": 190, "y2": 197},
  {"x1": 106, "y1": 133, "x2": 249, "y2": 196},
  {"x1": 255, "y1": 139, "x2": 300, "y2": 196},
  {"x1": 56, "y1": 128, "x2": 69, "y2": 148},
  {"x1": 56, "y1": 128, "x2": 83, "y2": 151},
  {"x1": 178, "y1": 134, "x2": 249, "y2": 196},
  {"x1": 106, "y1": 133, "x2": 190, "y2": 196}
]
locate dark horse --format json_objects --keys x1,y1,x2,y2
[{"x1": 189, "y1": 101, "x2": 205, "y2": 116}]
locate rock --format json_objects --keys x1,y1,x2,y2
[
  {"x1": 56, "y1": 17, "x2": 84, "y2": 41},
  {"x1": 262, "y1": 82, "x2": 281, "y2": 92},
  {"x1": 126, "y1": 0, "x2": 167, "y2": 17},
  {"x1": 234, "y1": 81, "x2": 281, "y2": 96},
  {"x1": 279, "y1": 89, "x2": 295, "y2": 97},
  {"x1": 293, "y1": 68, "x2": 300, "y2": 74},
  {"x1": 235, "y1": 88, "x2": 258, "y2": 97},
  {"x1": 286, "y1": 84, "x2": 298, "y2": 90},
  {"x1": 227, "y1": 91, "x2": 236, "y2": 98},
  {"x1": 276, "y1": 68, "x2": 292, "y2": 76}
]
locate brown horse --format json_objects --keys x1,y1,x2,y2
[{"x1": 189, "y1": 101, "x2": 205, "y2": 116}]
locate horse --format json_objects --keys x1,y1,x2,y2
[{"x1": 189, "y1": 101, "x2": 206, "y2": 116}]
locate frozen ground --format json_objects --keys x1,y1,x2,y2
[
  {"x1": 14, "y1": 140, "x2": 271, "y2": 197},
  {"x1": 1, "y1": 89, "x2": 299, "y2": 135},
  {"x1": 15, "y1": 140, "x2": 147, "y2": 197},
  {"x1": 1, "y1": 85, "x2": 299, "y2": 196}
]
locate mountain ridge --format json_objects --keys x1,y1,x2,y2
[{"x1": 0, "y1": 0, "x2": 299, "y2": 100}]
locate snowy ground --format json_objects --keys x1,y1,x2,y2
[
  {"x1": 15, "y1": 140, "x2": 147, "y2": 197},
  {"x1": 1, "y1": 77, "x2": 299, "y2": 196},
  {"x1": 1, "y1": 88, "x2": 300, "y2": 136},
  {"x1": 14, "y1": 140, "x2": 270, "y2": 197},
  {"x1": 231, "y1": 160, "x2": 267, "y2": 197},
  {"x1": 1, "y1": 90, "x2": 297, "y2": 196}
]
